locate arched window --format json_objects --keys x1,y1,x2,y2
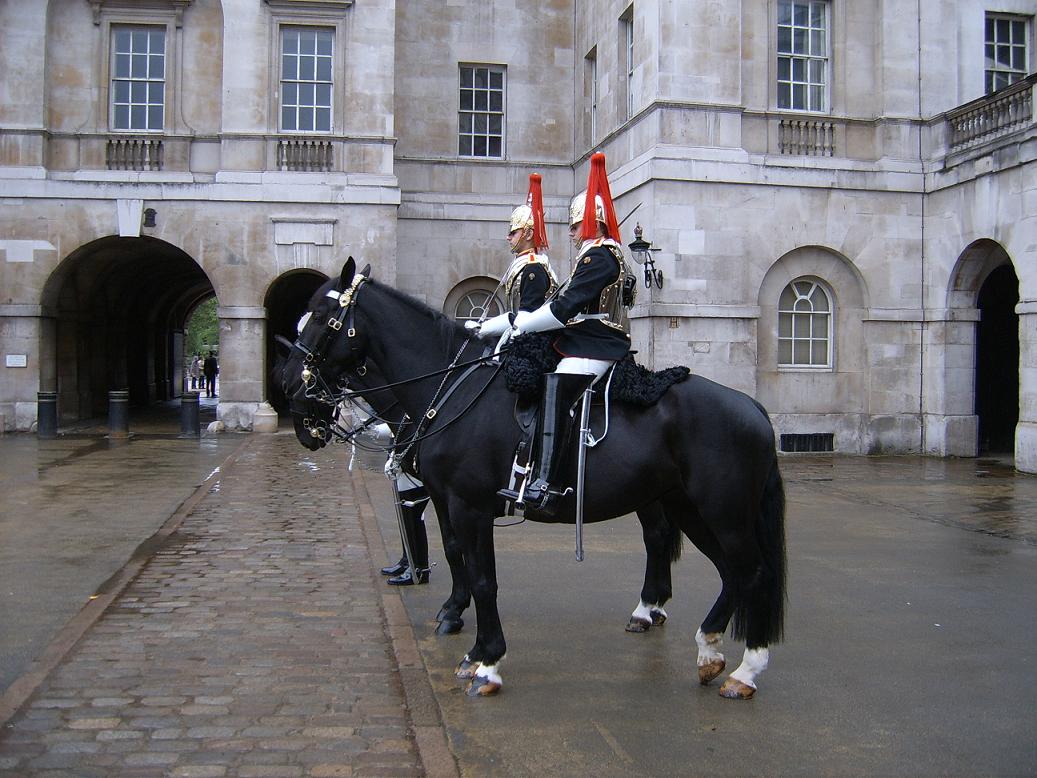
[
  {"x1": 778, "y1": 278, "x2": 832, "y2": 368},
  {"x1": 444, "y1": 277, "x2": 504, "y2": 322}
]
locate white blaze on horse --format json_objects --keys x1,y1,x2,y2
[{"x1": 281, "y1": 258, "x2": 787, "y2": 699}]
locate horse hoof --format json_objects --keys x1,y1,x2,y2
[
  {"x1": 455, "y1": 657, "x2": 478, "y2": 680},
  {"x1": 650, "y1": 610, "x2": 667, "y2": 626},
  {"x1": 698, "y1": 658, "x2": 726, "y2": 685},
  {"x1": 718, "y1": 677, "x2": 755, "y2": 699},
  {"x1": 436, "y1": 618, "x2": 464, "y2": 635},
  {"x1": 465, "y1": 676, "x2": 502, "y2": 697},
  {"x1": 625, "y1": 616, "x2": 651, "y2": 633}
]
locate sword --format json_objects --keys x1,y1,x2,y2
[{"x1": 574, "y1": 387, "x2": 593, "y2": 562}]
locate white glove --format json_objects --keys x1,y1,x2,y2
[
  {"x1": 512, "y1": 303, "x2": 565, "y2": 336},
  {"x1": 475, "y1": 312, "x2": 513, "y2": 338},
  {"x1": 464, "y1": 319, "x2": 480, "y2": 333},
  {"x1": 384, "y1": 456, "x2": 398, "y2": 478}
]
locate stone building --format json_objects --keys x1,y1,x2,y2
[{"x1": 1, "y1": 0, "x2": 1034, "y2": 472}]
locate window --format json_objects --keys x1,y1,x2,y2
[
  {"x1": 280, "y1": 27, "x2": 334, "y2": 133},
  {"x1": 459, "y1": 65, "x2": 505, "y2": 158},
  {"x1": 447, "y1": 283, "x2": 504, "y2": 322},
  {"x1": 778, "y1": 279, "x2": 832, "y2": 368},
  {"x1": 111, "y1": 26, "x2": 166, "y2": 131},
  {"x1": 621, "y1": 6, "x2": 634, "y2": 120},
  {"x1": 985, "y1": 14, "x2": 1029, "y2": 94},
  {"x1": 777, "y1": 0, "x2": 828, "y2": 112},
  {"x1": 585, "y1": 49, "x2": 598, "y2": 143}
]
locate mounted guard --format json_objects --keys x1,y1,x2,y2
[{"x1": 493, "y1": 152, "x2": 631, "y2": 516}]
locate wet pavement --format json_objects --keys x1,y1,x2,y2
[{"x1": 0, "y1": 408, "x2": 1035, "y2": 776}]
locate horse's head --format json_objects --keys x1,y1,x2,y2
[{"x1": 279, "y1": 257, "x2": 371, "y2": 450}]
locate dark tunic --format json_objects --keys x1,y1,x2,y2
[
  {"x1": 516, "y1": 263, "x2": 552, "y2": 312},
  {"x1": 547, "y1": 243, "x2": 631, "y2": 361}
]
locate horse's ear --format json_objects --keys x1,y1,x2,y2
[
  {"x1": 360, "y1": 263, "x2": 371, "y2": 277},
  {"x1": 340, "y1": 257, "x2": 356, "y2": 289}
]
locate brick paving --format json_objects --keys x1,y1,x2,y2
[{"x1": 0, "y1": 433, "x2": 452, "y2": 777}]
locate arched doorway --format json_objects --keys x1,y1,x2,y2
[
  {"x1": 40, "y1": 236, "x2": 215, "y2": 424},
  {"x1": 265, "y1": 270, "x2": 328, "y2": 414},
  {"x1": 976, "y1": 264, "x2": 1020, "y2": 454}
]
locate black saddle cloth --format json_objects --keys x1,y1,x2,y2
[{"x1": 502, "y1": 333, "x2": 690, "y2": 406}]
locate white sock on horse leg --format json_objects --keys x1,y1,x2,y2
[
  {"x1": 475, "y1": 662, "x2": 503, "y2": 685},
  {"x1": 632, "y1": 600, "x2": 653, "y2": 622},
  {"x1": 695, "y1": 628, "x2": 724, "y2": 666},
  {"x1": 729, "y1": 647, "x2": 769, "y2": 689}
]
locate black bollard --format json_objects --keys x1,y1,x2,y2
[
  {"x1": 37, "y1": 391, "x2": 58, "y2": 439},
  {"x1": 108, "y1": 389, "x2": 130, "y2": 438},
  {"x1": 180, "y1": 392, "x2": 200, "y2": 438}
]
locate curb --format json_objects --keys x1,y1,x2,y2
[
  {"x1": 0, "y1": 434, "x2": 255, "y2": 729},
  {"x1": 350, "y1": 466, "x2": 461, "y2": 778}
]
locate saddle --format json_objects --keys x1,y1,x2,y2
[{"x1": 502, "y1": 333, "x2": 691, "y2": 407}]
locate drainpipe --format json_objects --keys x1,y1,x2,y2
[{"x1": 916, "y1": 0, "x2": 927, "y2": 454}]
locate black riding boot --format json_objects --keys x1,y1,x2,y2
[
  {"x1": 499, "y1": 372, "x2": 595, "y2": 516},
  {"x1": 387, "y1": 488, "x2": 431, "y2": 586}
]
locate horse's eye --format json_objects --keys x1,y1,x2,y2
[{"x1": 296, "y1": 311, "x2": 312, "y2": 333}]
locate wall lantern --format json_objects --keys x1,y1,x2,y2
[
  {"x1": 143, "y1": 208, "x2": 157, "y2": 228},
  {"x1": 628, "y1": 223, "x2": 662, "y2": 289}
]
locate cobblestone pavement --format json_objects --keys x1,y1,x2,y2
[{"x1": 0, "y1": 433, "x2": 455, "y2": 777}]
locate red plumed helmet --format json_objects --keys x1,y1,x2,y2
[
  {"x1": 580, "y1": 152, "x2": 621, "y2": 242},
  {"x1": 526, "y1": 173, "x2": 549, "y2": 250}
]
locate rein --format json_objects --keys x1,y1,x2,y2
[{"x1": 290, "y1": 274, "x2": 507, "y2": 452}]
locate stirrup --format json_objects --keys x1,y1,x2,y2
[{"x1": 387, "y1": 568, "x2": 429, "y2": 586}]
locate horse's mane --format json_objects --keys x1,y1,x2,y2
[{"x1": 367, "y1": 279, "x2": 468, "y2": 351}]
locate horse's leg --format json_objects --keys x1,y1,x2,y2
[
  {"x1": 626, "y1": 501, "x2": 681, "y2": 633},
  {"x1": 449, "y1": 506, "x2": 506, "y2": 697},
  {"x1": 432, "y1": 506, "x2": 468, "y2": 635},
  {"x1": 657, "y1": 492, "x2": 735, "y2": 686}
]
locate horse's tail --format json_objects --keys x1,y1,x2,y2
[
  {"x1": 731, "y1": 457, "x2": 787, "y2": 646},
  {"x1": 665, "y1": 513, "x2": 684, "y2": 564}
]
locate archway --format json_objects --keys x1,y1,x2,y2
[
  {"x1": 40, "y1": 236, "x2": 215, "y2": 425},
  {"x1": 976, "y1": 264, "x2": 1020, "y2": 453},
  {"x1": 265, "y1": 270, "x2": 328, "y2": 414}
]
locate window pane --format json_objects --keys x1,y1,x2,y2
[
  {"x1": 115, "y1": 53, "x2": 130, "y2": 78},
  {"x1": 459, "y1": 136, "x2": 469, "y2": 155},
  {"x1": 151, "y1": 82, "x2": 164, "y2": 104},
  {"x1": 777, "y1": 27, "x2": 791, "y2": 53},
  {"x1": 489, "y1": 91, "x2": 502, "y2": 111},
  {"x1": 793, "y1": 313, "x2": 810, "y2": 337},
  {"x1": 778, "y1": 1, "x2": 792, "y2": 26},
  {"x1": 300, "y1": 57, "x2": 315, "y2": 81},
  {"x1": 812, "y1": 290, "x2": 829, "y2": 312},
  {"x1": 114, "y1": 104, "x2": 129, "y2": 129},
  {"x1": 284, "y1": 31, "x2": 298, "y2": 54},
  {"x1": 300, "y1": 110, "x2": 314, "y2": 131},
  {"x1": 131, "y1": 54, "x2": 147, "y2": 78},
  {"x1": 132, "y1": 30, "x2": 148, "y2": 51},
  {"x1": 792, "y1": 58, "x2": 805, "y2": 81},
  {"x1": 460, "y1": 67, "x2": 473, "y2": 88},
  {"x1": 115, "y1": 29, "x2": 131, "y2": 52},
  {"x1": 300, "y1": 29, "x2": 316, "y2": 54},
  {"x1": 997, "y1": 44, "x2": 1012, "y2": 67},
  {"x1": 459, "y1": 113, "x2": 472, "y2": 132},
  {"x1": 148, "y1": 105, "x2": 163, "y2": 129},
  {"x1": 793, "y1": 340, "x2": 810, "y2": 364},
  {"x1": 986, "y1": 17, "x2": 995, "y2": 40},
  {"x1": 779, "y1": 286, "x2": 796, "y2": 309},
  {"x1": 810, "y1": 29, "x2": 824, "y2": 56},
  {"x1": 794, "y1": 3, "x2": 808, "y2": 26},
  {"x1": 489, "y1": 114, "x2": 502, "y2": 133},
  {"x1": 489, "y1": 137, "x2": 502, "y2": 157},
  {"x1": 809, "y1": 85, "x2": 824, "y2": 110},
  {"x1": 779, "y1": 339, "x2": 792, "y2": 364},
  {"x1": 475, "y1": 91, "x2": 487, "y2": 110},
  {"x1": 474, "y1": 114, "x2": 487, "y2": 133},
  {"x1": 300, "y1": 83, "x2": 315, "y2": 105},
  {"x1": 997, "y1": 18, "x2": 1010, "y2": 40},
  {"x1": 490, "y1": 71, "x2": 503, "y2": 89},
  {"x1": 282, "y1": 107, "x2": 295, "y2": 131},
  {"x1": 316, "y1": 58, "x2": 332, "y2": 82},
  {"x1": 1012, "y1": 47, "x2": 1025, "y2": 71},
  {"x1": 810, "y1": 2, "x2": 824, "y2": 27},
  {"x1": 474, "y1": 136, "x2": 487, "y2": 156},
  {"x1": 475, "y1": 68, "x2": 487, "y2": 88},
  {"x1": 150, "y1": 54, "x2": 164, "y2": 79},
  {"x1": 460, "y1": 91, "x2": 473, "y2": 110},
  {"x1": 778, "y1": 57, "x2": 790, "y2": 81},
  {"x1": 283, "y1": 83, "x2": 298, "y2": 105},
  {"x1": 779, "y1": 312, "x2": 793, "y2": 337},
  {"x1": 316, "y1": 107, "x2": 331, "y2": 132},
  {"x1": 283, "y1": 57, "x2": 297, "y2": 80},
  {"x1": 131, "y1": 105, "x2": 146, "y2": 129},
  {"x1": 317, "y1": 32, "x2": 333, "y2": 56},
  {"x1": 793, "y1": 28, "x2": 807, "y2": 55},
  {"x1": 792, "y1": 83, "x2": 805, "y2": 109},
  {"x1": 131, "y1": 81, "x2": 147, "y2": 102},
  {"x1": 811, "y1": 340, "x2": 828, "y2": 365},
  {"x1": 114, "y1": 81, "x2": 130, "y2": 103}
]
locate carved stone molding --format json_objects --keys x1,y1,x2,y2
[{"x1": 88, "y1": 0, "x2": 194, "y2": 27}]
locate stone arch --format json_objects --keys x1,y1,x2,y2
[
  {"x1": 940, "y1": 239, "x2": 1019, "y2": 457},
  {"x1": 39, "y1": 235, "x2": 216, "y2": 424},
  {"x1": 264, "y1": 269, "x2": 329, "y2": 414},
  {"x1": 756, "y1": 245, "x2": 870, "y2": 452}
]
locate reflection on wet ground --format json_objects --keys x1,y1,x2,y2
[{"x1": 782, "y1": 453, "x2": 1037, "y2": 545}]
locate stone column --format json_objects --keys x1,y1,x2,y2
[
  {"x1": 921, "y1": 310, "x2": 980, "y2": 457},
  {"x1": 1016, "y1": 304, "x2": 1037, "y2": 474},
  {"x1": 0, "y1": 305, "x2": 54, "y2": 431},
  {"x1": 214, "y1": 306, "x2": 267, "y2": 431}
]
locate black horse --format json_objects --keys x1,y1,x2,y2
[
  {"x1": 281, "y1": 259, "x2": 786, "y2": 699},
  {"x1": 277, "y1": 321, "x2": 683, "y2": 636}
]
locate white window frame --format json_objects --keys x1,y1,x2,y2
[
  {"x1": 777, "y1": 278, "x2": 833, "y2": 370},
  {"x1": 279, "y1": 26, "x2": 335, "y2": 134},
  {"x1": 266, "y1": 1, "x2": 350, "y2": 137},
  {"x1": 620, "y1": 6, "x2": 635, "y2": 120},
  {"x1": 985, "y1": 13, "x2": 1030, "y2": 94},
  {"x1": 110, "y1": 25, "x2": 168, "y2": 132},
  {"x1": 458, "y1": 64, "x2": 506, "y2": 159},
  {"x1": 776, "y1": 0, "x2": 830, "y2": 113},
  {"x1": 93, "y1": 2, "x2": 183, "y2": 135},
  {"x1": 445, "y1": 279, "x2": 505, "y2": 322}
]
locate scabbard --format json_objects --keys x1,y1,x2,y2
[
  {"x1": 388, "y1": 473, "x2": 417, "y2": 580},
  {"x1": 574, "y1": 388, "x2": 593, "y2": 561}
]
